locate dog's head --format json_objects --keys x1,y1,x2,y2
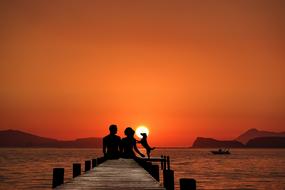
[{"x1": 140, "y1": 133, "x2": 147, "y2": 137}]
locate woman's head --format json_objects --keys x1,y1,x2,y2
[{"x1": 124, "y1": 127, "x2": 135, "y2": 137}]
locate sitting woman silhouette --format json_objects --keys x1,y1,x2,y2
[{"x1": 120, "y1": 127, "x2": 145, "y2": 158}]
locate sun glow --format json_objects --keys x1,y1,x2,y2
[{"x1": 135, "y1": 125, "x2": 149, "y2": 139}]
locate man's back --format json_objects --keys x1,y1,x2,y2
[{"x1": 103, "y1": 134, "x2": 121, "y2": 159}]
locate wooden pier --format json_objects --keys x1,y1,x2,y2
[
  {"x1": 56, "y1": 158, "x2": 164, "y2": 190},
  {"x1": 52, "y1": 156, "x2": 196, "y2": 190}
]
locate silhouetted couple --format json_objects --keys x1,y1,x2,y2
[{"x1": 103, "y1": 124, "x2": 145, "y2": 159}]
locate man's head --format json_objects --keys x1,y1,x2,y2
[{"x1": 109, "y1": 124, "x2": 118, "y2": 135}]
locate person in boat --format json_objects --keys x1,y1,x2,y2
[
  {"x1": 120, "y1": 127, "x2": 145, "y2": 159},
  {"x1": 103, "y1": 124, "x2": 121, "y2": 159}
]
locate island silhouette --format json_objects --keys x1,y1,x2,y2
[{"x1": 0, "y1": 129, "x2": 102, "y2": 148}]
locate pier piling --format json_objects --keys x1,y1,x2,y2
[
  {"x1": 92, "y1": 158, "x2": 97, "y2": 168},
  {"x1": 85, "y1": 160, "x2": 91, "y2": 172},
  {"x1": 97, "y1": 157, "x2": 105, "y2": 165},
  {"x1": 145, "y1": 161, "x2": 152, "y2": 173},
  {"x1": 163, "y1": 169, "x2": 174, "y2": 190},
  {"x1": 180, "y1": 178, "x2": 196, "y2": 190},
  {"x1": 150, "y1": 164, "x2": 160, "y2": 181},
  {"x1": 167, "y1": 156, "x2": 170, "y2": 170},
  {"x1": 160, "y1": 155, "x2": 164, "y2": 170},
  {"x1": 52, "y1": 168, "x2": 64, "y2": 188},
  {"x1": 72, "y1": 163, "x2": 81, "y2": 178}
]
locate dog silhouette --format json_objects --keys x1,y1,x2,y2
[{"x1": 138, "y1": 133, "x2": 155, "y2": 158}]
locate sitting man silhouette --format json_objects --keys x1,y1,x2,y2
[
  {"x1": 103, "y1": 124, "x2": 121, "y2": 159},
  {"x1": 120, "y1": 127, "x2": 145, "y2": 159}
]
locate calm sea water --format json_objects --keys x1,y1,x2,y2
[{"x1": 0, "y1": 148, "x2": 284, "y2": 190}]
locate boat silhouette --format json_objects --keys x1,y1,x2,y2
[{"x1": 211, "y1": 148, "x2": 230, "y2": 155}]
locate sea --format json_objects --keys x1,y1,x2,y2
[{"x1": 0, "y1": 148, "x2": 284, "y2": 190}]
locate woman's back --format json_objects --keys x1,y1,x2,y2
[{"x1": 121, "y1": 137, "x2": 136, "y2": 158}]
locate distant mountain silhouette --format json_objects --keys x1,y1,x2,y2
[
  {"x1": 0, "y1": 129, "x2": 102, "y2": 148},
  {"x1": 236, "y1": 128, "x2": 285, "y2": 144},
  {"x1": 246, "y1": 137, "x2": 285, "y2": 148},
  {"x1": 192, "y1": 137, "x2": 244, "y2": 148}
]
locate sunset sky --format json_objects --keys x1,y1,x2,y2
[{"x1": 0, "y1": 0, "x2": 284, "y2": 146}]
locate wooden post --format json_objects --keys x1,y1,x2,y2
[
  {"x1": 163, "y1": 169, "x2": 174, "y2": 190},
  {"x1": 97, "y1": 157, "x2": 105, "y2": 165},
  {"x1": 52, "y1": 168, "x2": 64, "y2": 188},
  {"x1": 85, "y1": 160, "x2": 91, "y2": 172},
  {"x1": 163, "y1": 156, "x2": 167, "y2": 171},
  {"x1": 151, "y1": 164, "x2": 160, "y2": 181},
  {"x1": 92, "y1": 159, "x2": 97, "y2": 168},
  {"x1": 100, "y1": 157, "x2": 104, "y2": 164},
  {"x1": 161, "y1": 155, "x2": 164, "y2": 170},
  {"x1": 97, "y1": 157, "x2": 101, "y2": 165},
  {"x1": 180, "y1": 178, "x2": 196, "y2": 190},
  {"x1": 167, "y1": 156, "x2": 170, "y2": 170},
  {"x1": 144, "y1": 161, "x2": 152, "y2": 173},
  {"x1": 73, "y1": 163, "x2": 81, "y2": 178}
]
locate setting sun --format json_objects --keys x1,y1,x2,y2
[{"x1": 135, "y1": 126, "x2": 149, "y2": 139}]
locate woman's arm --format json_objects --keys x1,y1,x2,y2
[{"x1": 133, "y1": 140, "x2": 145, "y2": 157}]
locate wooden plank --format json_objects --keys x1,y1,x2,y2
[{"x1": 56, "y1": 158, "x2": 165, "y2": 190}]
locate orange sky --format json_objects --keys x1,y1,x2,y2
[{"x1": 0, "y1": 0, "x2": 285, "y2": 146}]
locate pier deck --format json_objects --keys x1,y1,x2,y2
[{"x1": 56, "y1": 158, "x2": 165, "y2": 190}]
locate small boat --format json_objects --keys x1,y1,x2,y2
[{"x1": 211, "y1": 148, "x2": 230, "y2": 155}]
